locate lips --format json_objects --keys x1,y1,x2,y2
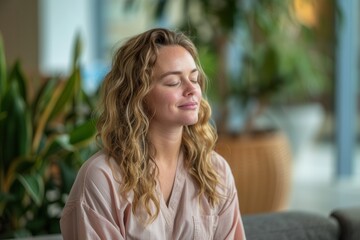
[{"x1": 178, "y1": 101, "x2": 198, "y2": 110}]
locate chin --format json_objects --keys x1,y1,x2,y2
[{"x1": 183, "y1": 118, "x2": 199, "y2": 126}]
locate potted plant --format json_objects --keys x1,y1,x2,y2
[{"x1": 0, "y1": 34, "x2": 99, "y2": 238}]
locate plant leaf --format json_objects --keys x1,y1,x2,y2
[
  {"x1": 43, "y1": 135, "x2": 74, "y2": 159},
  {"x1": 69, "y1": 119, "x2": 97, "y2": 146},
  {"x1": 2, "y1": 157, "x2": 35, "y2": 197},
  {"x1": 0, "y1": 81, "x2": 30, "y2": 169},
  {"x1": 72, "y1": 32, "x2": 82, "y2": 70},
  {"x1": 48, "y1": 71, "x2": 77, "y2": 121},
  {"x1": 0, "y1": 34, "x2": 6, "y2": 98},
  {"x1": 32, "y1": 77, "x2": 57, "y2": 123},
  {"x1": 32, "y1": 81, "x2": 65, "y2": 153},
  {"x1": 17, "y1": 173, "x2": 44, "y2": 206},
  {"x1": 8, "y1": 61, "x2": 27, "y2": 104}
]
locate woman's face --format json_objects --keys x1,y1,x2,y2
[{"x1": 146, "y1": 45, "x2": 202, "y2": 129}]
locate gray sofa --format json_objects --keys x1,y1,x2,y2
[
  {"x1": 9, "y1": 207, "x2": 360, "y2": 239},
  {"x1": 242, "y1": 206, "x2": 360, "y2": 240}
]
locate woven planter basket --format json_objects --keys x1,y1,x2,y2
[{"x1": 216, "y1": 131, "x2": 292, "y2": 215}]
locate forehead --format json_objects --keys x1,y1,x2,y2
[{"x1": 154, "y1": 45, "x2": 196, "y2": 72}]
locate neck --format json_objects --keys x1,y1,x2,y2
[{"x1": 148, "y1": 124, "x2": 183, "y2": 166}]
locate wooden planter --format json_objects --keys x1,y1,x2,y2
[{"x1": 215, "y1": 131, "x2": 292, "y2": 215}]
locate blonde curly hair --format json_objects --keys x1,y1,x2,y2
[{"x1": 97, "y1": 28, "x2": 221, "y2": 223}]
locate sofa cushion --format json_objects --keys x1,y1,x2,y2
[{"x1": 243, "y1": 211, "x2": 339, "y2": 240}]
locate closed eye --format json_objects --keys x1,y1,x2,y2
[
  {"x1": 190, "y1": 70, "x2": 199, "y2": 84},
  {"x1": 165, "y1": 81, "x2": 180, "y2": 86}
]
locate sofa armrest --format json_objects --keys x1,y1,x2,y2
[{"x1": 330, "y1": 207, "x2": 360, "y2": 240}]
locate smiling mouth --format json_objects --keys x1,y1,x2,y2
[{"x1": 178, "y1": 102, "x2": 198, "y2": 109}]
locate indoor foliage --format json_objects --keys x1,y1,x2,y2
[{"x1": 0, "y1": 34, "x2": 99, "y2": 238}]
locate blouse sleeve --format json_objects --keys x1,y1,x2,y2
[
  {"x1": 60, "y1": 153, "x2": 126, "y2": 240},
  {"x1": 60, "y1": 201, "x2": 125, "y2": 240},
  {"x1": 213, "y1": 153, "x2": 246, "y2": 240}
]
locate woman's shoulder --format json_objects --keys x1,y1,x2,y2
[
  {"x1": 79, "y1": 150, "x2": 112, "y2": 175},
  {"x1": 65, "y1": 151, "x2": 122, "y2": 204},
  {"x1": 75, "y1": 151, "x2": 113, "y2": 185},
  {"x1": 210, "y1": 151, "x2": 236, "y2": 197},
  {"x1": 210, "y1": 151, "x2": 233, "y2": 177}
]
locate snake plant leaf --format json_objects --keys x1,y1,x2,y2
[
  {"x1": 0, "y1": 35, "x2": 6, "y2": 98},
  {"x1": 3, "y1": 156, "x2": 37, "y2": 196},
  {"x1": 32, "y1": 71, "x2": 79, "y2": 153},
  {"x1": 17, "y1": 173, "x2": 44, "y2": 207},
  {"x1": 48, "y1": 69, "x2": 79, "y2": 121},
  {"x1": 8, "y1": 61, "x2": 28, "y2": 104},
  {"x1": 31, "y1": 81, "x2": 66, "y2": 153},
  {"x1": 31, "y1": 77, "x2": 57, "y2": 122},
  {"x1": 81, "y1": 88, "x2": 96, "y2": 110},
  {"x1": 69, "y1": 119, "x2": 97, "y2": 146},
  {"x1": 0, "y1": 81, "x2": 30, "y2": 169},
  {"x1": 72, "y1": 32, "x2": 82, "y2": 70}
]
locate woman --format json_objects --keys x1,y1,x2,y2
[{"x1": 60, "y1": 28, "x2": 246, "y2": 239}]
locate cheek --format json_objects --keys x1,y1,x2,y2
[
  {"x1": 146, "y1": 89, "x2": 174, "y2": 112},
  {"x1": 158, "y1": 92, "x2": 179, "y2": 108}
]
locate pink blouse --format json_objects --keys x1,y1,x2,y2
[{"x1": 60, "y1": 151, "x2": 246, "y2": 239}]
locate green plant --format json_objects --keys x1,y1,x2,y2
[
  {"x1": 230, "y1": 0, "x2": 331, "y2": 133},
  {"x1": 150, "y1": 0, "x2": 332, "y2": 134},
  {"x1": 0, "y1": 34, "x2": 99, "y2": 238}
]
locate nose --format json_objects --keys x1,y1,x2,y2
[{"x1": 183, "y1": 80, "x2": 196, "y2": 96}]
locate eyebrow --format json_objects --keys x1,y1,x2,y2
[{"x1": 159, "y1": 68, "x2": 198, "y2": 79}]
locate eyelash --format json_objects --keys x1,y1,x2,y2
[
  {"x1": 166, "y1": 78, "x2": 199, "y2": 87},
  {"x1": 165, "y1": 79, "x2": 198, "y2": 87},
  {"x1": 166, "y1": 82, "x2": 180, "y2": 87}
]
